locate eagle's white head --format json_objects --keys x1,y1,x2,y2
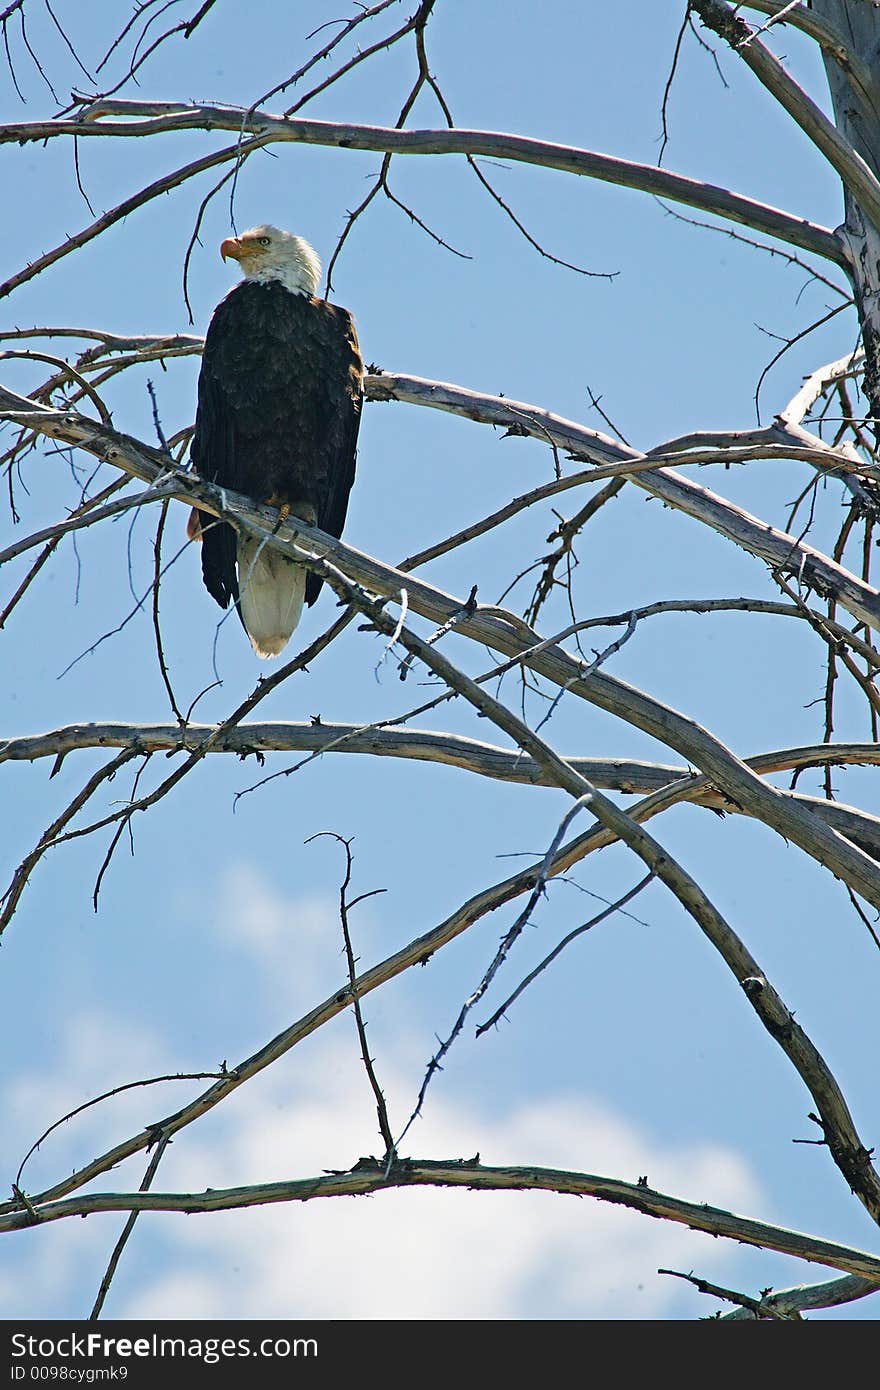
[{"x1": 219, "y1": 224, "x2": 321, "y2": 296}]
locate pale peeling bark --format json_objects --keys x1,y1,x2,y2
[
  {"x1": 703, "y1": 1, "x2": 880, "y2": 426},
  {"x1": 2, "y1": 1161, "x2": 880, "y2": 1284},
  {"x1": 4, "y1": 382, "x2": 880, "y2": 906},
  {"x1": 810, "y1": 1, "x2": 880, "y2": 423},
  {"x1": 3, "y1": 723, "x2": 880, "y2": 856},
  {"x1": 0, "y1": 105, "x2": 846, "y2": 300}
]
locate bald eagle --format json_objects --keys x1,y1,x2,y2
[{"x1": 188, "y1": 224, "x2": 363, "y2": 658}]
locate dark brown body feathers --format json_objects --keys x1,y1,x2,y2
[{"x1": 190, "y1": 279, "x2": 362, "y2": 617}]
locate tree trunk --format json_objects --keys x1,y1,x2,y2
[{"x1": 810, "y1": 1, "x2": 880, "y2": 425}]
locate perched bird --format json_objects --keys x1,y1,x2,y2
[{"x1": 187, "y1": 224, "x2": 363, "y2": 657}]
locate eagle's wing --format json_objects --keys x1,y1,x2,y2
[
  {"x1": 189, "y1": 289, "x2": 249, "y2": 613},
  {"x1": 190, "y1": 284, "x2": 363, "y2": 628},
  {"x1": 306, "y1": 302, "x2": 363, "y2": 607}
]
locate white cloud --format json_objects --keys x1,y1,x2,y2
[
  {"x1": 218, "y1": 864, "x2": 336, "y2": 959},
  {"x1": 1, "y1": 871, "x2": 767, "y2": 1321},
  {"x1": 210, "y1": 862, "x2": 346, "y2": 1005},
  {"x1": 120, "y1": 1039, "x2": 763, "y2": 1321},
  {"x1": 0, "y1": 1009, "x2": 177, "y2": 1321},
  {"x1": 4, "y1": 1007, "x2": 175, "y2": 1191},
  {"x1": 0, "y1": 1218, "x2": 115, "y2": 1318}
]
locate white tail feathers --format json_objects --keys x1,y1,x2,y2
[{"x1": 237, "y1": 536, "x2": 307, "y2": 659}]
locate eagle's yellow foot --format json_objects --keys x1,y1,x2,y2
[
  {"x1": 268, "y1": 499, "x2": 318, "y2": 533},
  {"x1": 265, "y1": 499, "x2": 290, "y2": 535}
]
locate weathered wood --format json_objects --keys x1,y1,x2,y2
[
  {"x1": 810, "y1": 0, "x2": 880, "y2": 421},
  {"x1": 3, "y1": 723, "x2": 880, "y2": 855},
  {"x1": 2, "y1": 1160, "x2": 880, "y2": 1283}
]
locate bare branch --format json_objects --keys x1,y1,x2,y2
[
  {"x1": 73, "y1": 0, "x2": 220, "y2": 110},
  {"x1": 475, "y1": 872, "x2": 656, "y2": 1035},
  {"x1": 316, "y1": 566, "x2": 880, "y2": 1224},
  {"x1": 660, "y1": 1265, "x2": 798, "y2": 1318},
  {"x1": 307, "y1": 833, "x2": 394, "y2": 1158},
  {"x1": 720, "y1": 1271, "x2": 880, "y2": 1318},
  {"x1": 0, "y1": 604, "x2": 354, "y2": 936},
  {"x1": 3, "y1": 722, "x2": 879, "y2": 777},
  {"x1": 89, "y1": 1135, "x2": 171, "y2": 1321},
  {"x1": 779, "y1": 348, "x2": 865, "y2": 429},
  {"x1": 5, "y1": 378, "x2": 880, "y2": 907},
  {"x1": 0, "y1": 479, "x2": 177, "y2": 567},
  {"x1": 0, "y1": 106, "x2": 847, "y2": 267},
  {"x1": 15, "y1": 1070, "x2": 221, "y2": 1192},
  {"x1": 655, "y1": 195, "x2": 850, "y2": 296},
  {"x1": 0, "y1": 131, "x2": 274, "y2": 300},
  {"x1": 4, "y1": 715, "x2": 877, "y2": 1227},
  {"x1": 743, "y1": 3, "x2": 877, "y2": 103},
  {"x1": 399, "y1": 796, "x2": 592, "y2": 1143},
  {"x1": 367, "y1": 373, "x2": 880, "y2": 632},
  {"x1": 754, "y1": 299, "x2": 855, "y2": 423},
  {"x1": 691, "y1": 0, "x2": 880, "y2": 231},
  {"x1": 4, "y1": 1159, "x2": 880, "y2": 1287},
  {"x1": 150, "y1": 501, "x2": 185, "y2": 724},
  {"x1": 253, "y1": 1, "x2": 402, "y2": 113},
  {"x1": 0, "y1": 748, "x2": 140, "y2": 937}
]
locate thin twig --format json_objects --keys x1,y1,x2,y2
[
  {"x1": 0, "y1": 748, "x2": 140, "y2": 937},
  {"x1": 307, "y1": 833, "x2": 394, "y2": 1157},
  {"x1": 89, "y1": 1135, "x2": 172, "y2": 1320},
  {"x1": 476, "y1": 872, "x2": 656, "y2": 1034},
  {"x1": 16, "y1": 1069, "x2": 222, "y2": 1189},
  {"x1": 397, "y1": 796, "x2": 592, "y2": 1147},
  {"x1": 658, "y1": 1267, "x2": 796, "y2": 1319},
  {"x1": 151, "y1": 501, "x2": 185, "y2": 723}
]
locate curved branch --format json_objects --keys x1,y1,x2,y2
[
  {"x1": 0, "y1": 105, "x2": 847, "y2": 267},
  {"x1": 0, "y1": 131, "x2": 273, "y2": 300},
  {"x1": 692, "y1": 0, "x2": 880, "y2": 231},
  {"x1": 743, "y1": 3, "x2": 877, "y2": 100},
  {"x1": 320, "y1": 566, "x2": 880, "y2": 1221},
  {"x1": 3, "y1": 723, "x2": 880, "y2": 854},
  {"x1": 0, "y1": 479, "x2": 177, "y2": 565},
  {"x1": 5, "y1": 381, "x2": 880, "y2": 907},
  {"x1": 3, "y1": 723, "x2": 879, "y2": 780},
  {"x1": 721, "y1": 1270, "x2": 880, "y2": 1318},
  {"x1": 2, "y1": 725, "x2": 876, "y2": 1222},
  {"x1": 779, "y1": 347, "x2": 865, "y2": 428},
  {"x1": 368, "y1": 373, "x2": 880, "y2": 632},
  {"x1": 6, "y1": 351, "x2": 877, "y2": 625},
  {"x1": 3, "y1": 1158, "x2": 880, "y2": 1284}
]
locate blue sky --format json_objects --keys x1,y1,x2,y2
[{"x1": 1, "y1": 1, "x2": 878, "y2": 1320}]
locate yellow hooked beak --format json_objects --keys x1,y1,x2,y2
[{"x1": 220, "y1": 237, "x2": 244, "y2": 262}]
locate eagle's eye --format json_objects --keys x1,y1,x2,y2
[{"x1": 258, "y1": 236, "x2": 271, "y2": 247}]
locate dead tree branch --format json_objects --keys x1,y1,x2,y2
[{"x1": 3, "y1": 1159, "x2": 880, "y2": 1287}]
